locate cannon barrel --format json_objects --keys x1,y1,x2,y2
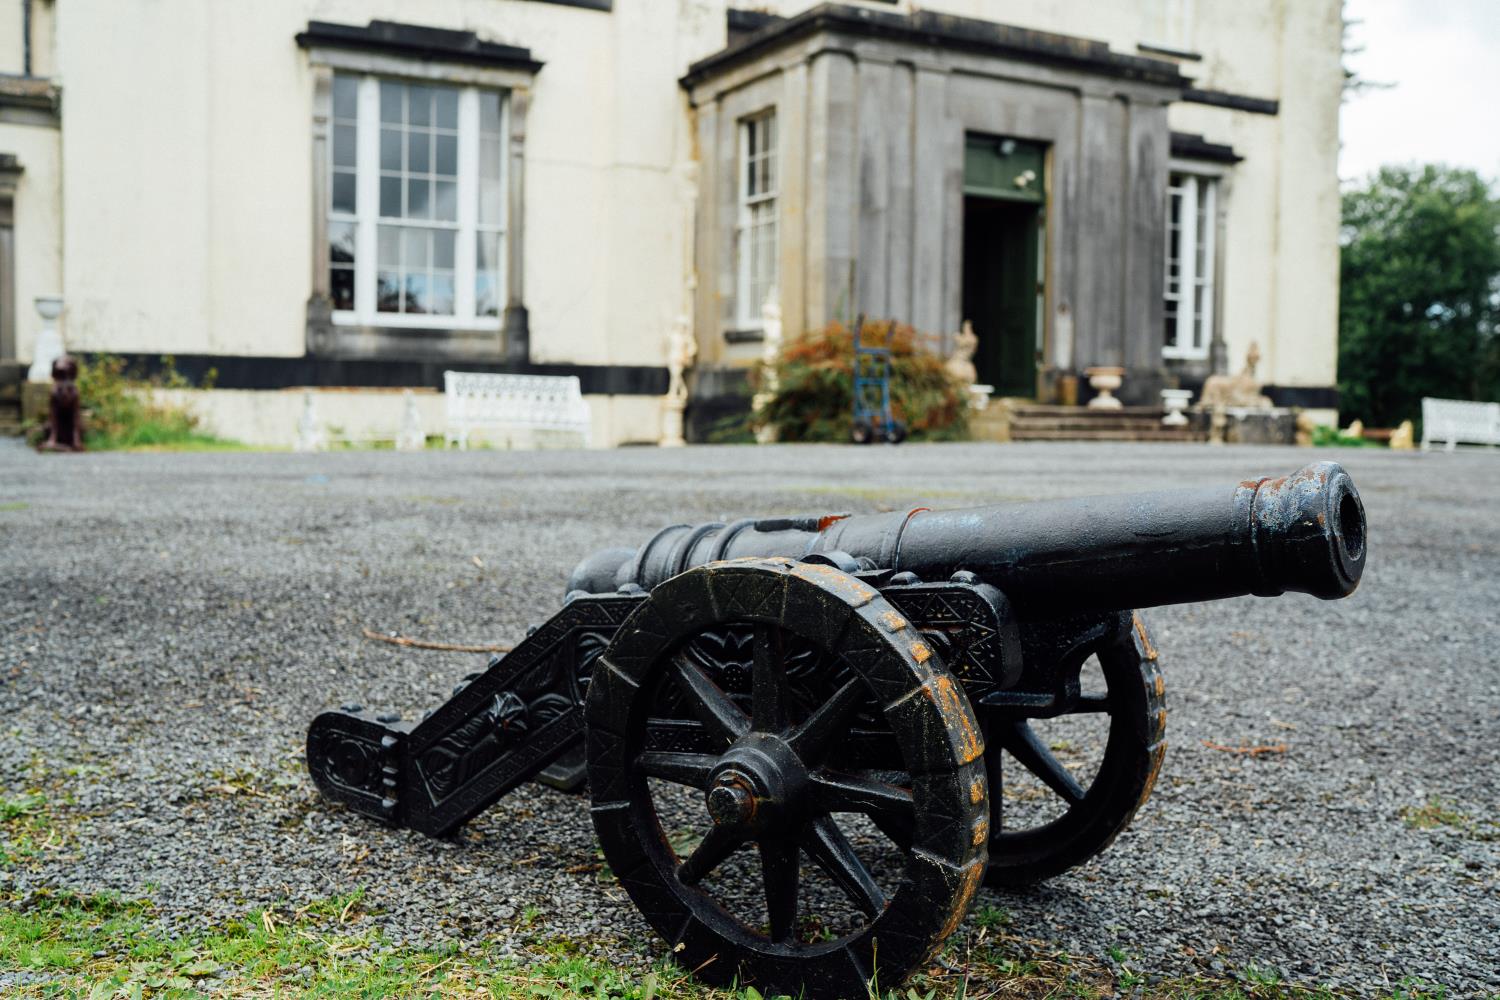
[{"x1": 567, "y1": 462, "x2": 1366, "y2": 614}]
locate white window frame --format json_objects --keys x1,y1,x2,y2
[
  {"x1": 735, "y1": 110, "x2": 779, "y2": 330},
  {"x1": 1163, "y1": 170, "x2": 1217, "y2": 360},
  {"x1": 331, "y1": 73, "x2": 507, "y2": 331}
]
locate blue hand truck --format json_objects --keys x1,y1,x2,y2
[{"x1": 850, "y1": 314, "x2": 908, "y2": 445}]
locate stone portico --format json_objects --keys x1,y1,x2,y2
[{"x1": 684, "y1": 5, "x2": 1193, "y2": 420}]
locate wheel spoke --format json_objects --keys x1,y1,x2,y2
[
  {"x1": 984, "y1": 732, "x2": 1004, "y2": 833},
  {"x1": 1072, "y1": 693, "x2": 1112, "y2": 713},
  {"x1": 669, "y1": 654, "x2": 749, "y2": 745},
  {"x1": 803, "y1": 816, "x2": 886, "y2": 919},
  {"x1": 998, "y1": 720, "x2": 1086, "y2": 805},
  {"x1": 808, "y1": 771, "x2": 916, "y2": 835},
  {"x1": 787, "y1": 677, "x2": 867, "y2": 762},
  {"x1": 678, "y1": 825, "x2": 743, "y2": 885},
  {"x1": 751, "y1": 624, "x2": 789, "y2": 733},
  {"x1": 759, "y1": 838, "x2": 800, "y2": 943},
  {"x1": 636, "y1": 751, "x2": 717, "y2": 789}
]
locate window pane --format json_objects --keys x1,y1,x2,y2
[
  {"x1": 332, "y1": 171, "x2": 356, "y2": 214},
  {"x1": 435, "y1": 134, "x2": 458, "y2": 177},
  {"x1": 403, "y1": 227, "x2": 429, "y2": 269},
  {"x1": 476, "y1": 231, "x2": 500, "y2": 271},
  {"x1": 331, "y1": 266, "x2": 355, "y2": 311},
  {"x1": 480, "y1": 138, "x2": 502, "y2": 181},
  {"x1": 333, "y1": 76, "x2": 358, "y2": 121},
  {"x1": 434, "y1": 230, "x2": 456, "y2": 269},
  {"x1": 480, "y1": 91, "x2": 503, "y2": 135},
  {"x1": 380, "y1": 175, "x2": 402, "y2": 217},
  {"x1": 380, "y1": 81, "x2": 403, "y2": 124},
  {"x1": 434, "y1": 87, "x2": 459, "y2": 130},
  {"x1": 377, "y1": 271, "x2": 401, "y2": 312},
  {"x1": 408, "y1": 131, "x2": 430, "y2": 173},
  {"x1": 430, "y1": 273, "x2": 455, "y2": 315},
  {"x1": 404, "y1": 273, "x2": 428, "y2": 314},
  {"x1": 380, "y1": 128, "x2": 402, "y2": 171},
  {"x1": 378, "y1": 226, "x2": 400, "y2": 268},
  {"x1": 333, "y1": 124, "x2": 356, "y2": 168},
  {"x1": 434, "y1": 181, "x2": 458, "y2": 222},
  {"x1": 409, "y1": 86, "x2": 432, "y2": 126},
  {"x1": 407, "y1": 178, "x2": 430, "y2": 219},
  {"x1": 476, "y1": 273, "x2": 498, "y2": 318},
  {"x1": 477, "y1": 231, "x2": 502, "y2": 318},
  {"x1": 329, "y1": 221, "x2": 356, "y2": 264},
  {"x1": 480, "y1": 184, "x2": 502, "y2": 227}
]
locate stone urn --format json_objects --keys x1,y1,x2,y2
[
  {"x1": 1084, "y1": 366, "x2": 1125, "y2": 410},
  {"x1": 27, "y1": 295, "x2": 65, "y2": 383},
  {"x1": 1161, "y1": 388, "x2": 1193, "y2": 426}
]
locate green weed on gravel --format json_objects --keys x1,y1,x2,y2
[
  {"x1": 1, "y1": 792, "x2": 69, "y2": 868},
  {"x1": 1399, "y1": 797, "x2": 1499, "y2": 840}
]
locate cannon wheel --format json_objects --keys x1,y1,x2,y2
[
  {"x1": 983, "y1": 613, "x2": 1167, "y2": 888},
  {"x1": 585, "y1": 559, "x2": 989, "y2": 999}
]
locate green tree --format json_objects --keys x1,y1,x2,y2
[{"x1": 1339, "y1": 165, "x2": 1500, "y2": 426}]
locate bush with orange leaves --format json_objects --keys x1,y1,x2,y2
[{"x1": 751, "y1": 319, "x2": 969, "y2": 442}]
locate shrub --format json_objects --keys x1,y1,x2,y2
[
  {"x1": 753, "y1": 320, "x2": 969, "y2": 442},
  {"x1": 71, "y1": 355, "x2": 228, "y2": 451}
]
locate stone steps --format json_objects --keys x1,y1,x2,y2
[{"x1": 1003, "y1": 404, "x2": 1208, "y2": 443}]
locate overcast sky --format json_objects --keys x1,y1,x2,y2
[{"x1": 1339, "y1": 0, "x2": 1499, "y2": 184}]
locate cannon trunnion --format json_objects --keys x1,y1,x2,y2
[{"x1": 306, "y1": 463, "x2": 1366, "y2": 999}]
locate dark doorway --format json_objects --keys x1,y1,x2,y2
[{"x1": 962, "y1": 195, "x2": 1041, "y2": 398}]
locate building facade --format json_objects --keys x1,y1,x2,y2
[{"x1": 0, "y1": 0, "x2": 1344, "y2": 445}]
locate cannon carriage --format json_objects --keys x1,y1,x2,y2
[{"x1": 307, "y1": 462, "x2": 1366, "y2": 998}]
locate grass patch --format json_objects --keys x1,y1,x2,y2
[
  {"x1": 0, "y1": 501, "x2": 29, "y2": 512},
  {"x1": 0, "y1": 885, "x2": 1463, "y2": 999}
]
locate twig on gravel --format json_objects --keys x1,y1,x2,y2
[
  {"x1": 1200, "y1": 739, "x2": 1289, "y2": 756},
  {"x1": 361, "y1": 628, "x2": 513, "y2": 654}
]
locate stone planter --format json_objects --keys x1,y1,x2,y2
[
  {"x1": 1161, "y1": 388, "x2": 1193, "y2": 426},
  {"x1": 1084, "y1": 366, "x2": 1125, "y2": 410}
]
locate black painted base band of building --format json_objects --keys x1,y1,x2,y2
[{"x1": 104, "y1": 353, "x2": 669, "y2": 397}]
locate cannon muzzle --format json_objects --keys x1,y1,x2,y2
[{"x1": 568, "y1": 462, "x2": 1366, "y2": 614}]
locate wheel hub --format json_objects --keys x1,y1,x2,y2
[
  {"x1": 706, "y1": 772, "x2": 757, "y2": 826},
  {"x1": 704, "y1": 736, "x2": 804, "y2": 832}
]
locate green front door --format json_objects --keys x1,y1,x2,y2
[{"x1": 961, "y1": 135, "x2": 1046, "y2": 399}]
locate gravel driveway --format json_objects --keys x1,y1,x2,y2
[{"x1": 1, "y1": 440, "x2": 1495, "y2": 996}]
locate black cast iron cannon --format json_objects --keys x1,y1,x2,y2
[{"x1": 306, "y1": 462, "x2": 1366, "y2": 998}]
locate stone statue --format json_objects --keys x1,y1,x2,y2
[
  {"x1": 1389, "y1": 419, "x2": 1415, "y2": 450},
  {"x1": 660, "y1": 315, "x2": 696, "y2": 448},
  {"x1": 295, "y1": 391, "x2": 326, "y2": 453},
  {"x1": 945, "y1": 320, "x2": 978, "y2": 386},
  {"x1": 396, "y1": 389, "x2": 425, "y2": 452},
  {"x1": 1200, "y1": 342, "x2": 1273, "y2": 410},
  {"x1": 40, "y1": 354, "x2": 84, "y2": 452}
]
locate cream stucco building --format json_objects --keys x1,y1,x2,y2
[{"x1": 0, "y1": 0, "x2": 1344, "y2": 445}]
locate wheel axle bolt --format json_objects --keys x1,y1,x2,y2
[{"x1": 706, "y1": 775, "x2": 756, "y2": 827}]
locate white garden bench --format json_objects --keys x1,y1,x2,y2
[
  {"x1": 1421, "y1": 397, "x2": 1500, "y2": 451},
  {"x1": 443, "y1": 371, "x2": 593, "y2": 450}
]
